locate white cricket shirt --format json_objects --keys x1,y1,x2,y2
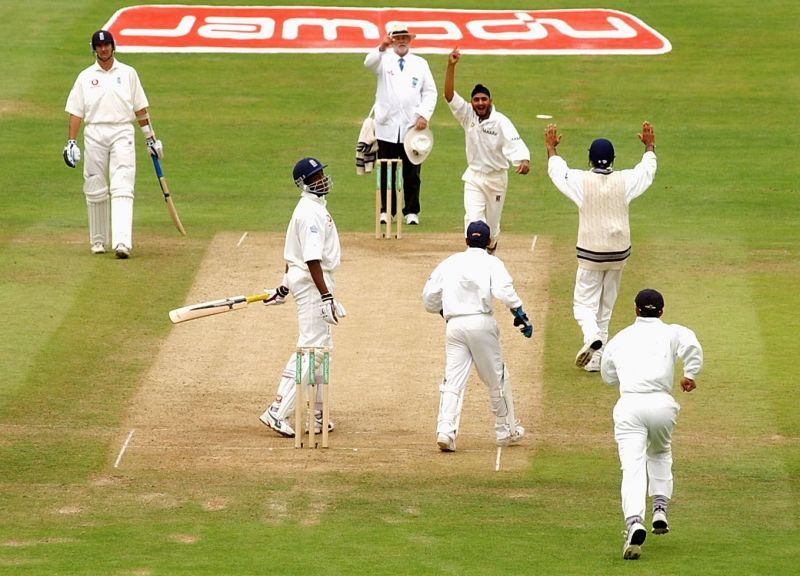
[
  {"x1": 547, "y1": 151, "x2": 657, "y2": 207},
  {"x1": 601, "y1": 317, "x2": 703, "y2": 394},
  {"x1": 448, "y1": 91, "x2": 530, "y2": 173},
  {"x1": 422, "y1": 247, "x2": 523, "y2": 320},
  {"x1": 364, "y1": 48, "x2": 437, "y2": 143},
  {"x1": 284, "y1": 192, "x2": 341, "y2": 272},
  {"x1": 65, "y1": 59, "x2": 149, "y2": 123}
]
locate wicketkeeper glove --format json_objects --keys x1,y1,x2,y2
[
  {"x1": 145, "y1": 136, "x2": 164, "y2": 159},
  {"x1": 320, "y1": 292, "x2": 346, "y2": 325},
  {"x1": 263, "y1": 285, "x2": 289, "y2": 306},
  {"x1": 511, "y1": 307, "x2": 533, "y2": 338},
  {"x1": 63, "y1": 139, "x2": 81, "y2": 168}
]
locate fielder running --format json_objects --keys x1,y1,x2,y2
[
  {"x1": 64, "y1": 30, "x2": 163, "y2": 258},
  {"x1": 259, "y1": 158, "x2": 344, "y2": 438},
  {"x1": 444, "y1": 48, "x2": 530, "y2": 253},
  {"x1": 544, "y1": 122, "x2": 656, "y2": 371},
  {"x1": 601, "y1": 288, "x2": 703, "y2": 560},
  {"x1": 422, "y1": 221, "x2": 533, "y2": 452}
]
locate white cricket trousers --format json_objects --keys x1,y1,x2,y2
[
  {"x1": 437, "y1": 314, "x2": 516, "y2": 441},
  {"x1": 573, "y1": 266, "x2": 622, "y2": 345},
  {"x1": 83, "y1": 123, "x2": 136, "y2": 250},
  {"x1": 463, "y1": 168, "x2": 508, "y2": 246},
  {"x1": 272, "y1": 266, "x2": 334, "y2": 419},
  {"x1": 613, "y1": 392, "x2": 680, "y2": 522}
]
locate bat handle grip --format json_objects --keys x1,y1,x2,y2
[{"x1": 151, "y1": 154, "x2": 164, "y2": 178}]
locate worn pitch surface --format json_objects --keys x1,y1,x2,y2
[{"x1": 117, "y1": 232, "x2": 549, "y2": 476}]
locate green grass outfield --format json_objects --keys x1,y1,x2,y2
[{"x1": 1, "y1": 1, "x2": 798, "y2": 574}]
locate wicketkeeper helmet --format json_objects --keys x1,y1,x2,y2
[
  {"x1": 589, "y1": 138, "x2": 615, "y2": 170},
  {"x1": 91, "y1": 30, "x2": 116, "y2": 51},
  {"x1": 292, "y1": 157, "x2": 332, "y2": 195}
]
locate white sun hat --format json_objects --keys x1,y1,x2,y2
[{"x1": 403, "y1": 126, "x2": 434, "y2": 165}]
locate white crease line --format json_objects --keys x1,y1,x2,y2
[
  {"x1": 114, "y1": 429, "x2": 135, "y2": 469},
  {"x1": 530, "y1": 235, "x2": 538, "y2": 254},
  {"x1": 236, "y1": 232, "x2": 248, "y2": 248}
]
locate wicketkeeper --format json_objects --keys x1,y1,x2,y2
[
  {"x1": 259, "y1": 157, "x2": 344, "y2": 438},
  {"x1": 422, "y1": 221, "x2": 532, "y2": 452},
  {"x1": 64, "y1": 30, "x2": 163, "y2": 258}
]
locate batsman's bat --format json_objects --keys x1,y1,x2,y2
[
  {"x1": 151, "y1": 155, "x2": 187, "y2": 236},
  {"x1": 169, "y1": 293, "x2": 270, "y2": 324}
]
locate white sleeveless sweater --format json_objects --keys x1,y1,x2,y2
[{"x1": 576, "y1": 171, "x2": 631, "y2": 271}]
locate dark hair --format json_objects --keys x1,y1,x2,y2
[{"x1": 471, "y1": 84, "x2": 491, "y2": 98}]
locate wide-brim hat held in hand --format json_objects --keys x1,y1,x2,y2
[{"x1": 404, "y1": 126, "x2": 434, "y2": 165}]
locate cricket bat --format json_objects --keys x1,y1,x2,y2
[
  {"x1": 169, "y1": 293, "x2": 269, "y2": 324},
  {"x1": 151, "y1": 155, "x2": 187, "y2": 236}
]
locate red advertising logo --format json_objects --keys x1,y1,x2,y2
[{"x1": 103, "y1": 6, "x2": 671, "y2": 55}]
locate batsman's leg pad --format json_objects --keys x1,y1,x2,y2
[
  {"x1": 273, "y1": 356, "x2": 299, "y2": 420},
  {"x1": 84, "y1": 174, "x2": 109, "y2": 248},
  {"x1": 109, "y1": 167, "x2": 135, "y2": 250}
]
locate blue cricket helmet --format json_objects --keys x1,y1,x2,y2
[
  {"x1": 588, "y1": 138, "x2": 615, "y2": 170},
  {"x1": 292, "y1": 157, "x2": 332, "y2": 195},
  {"x1": 91, "y1": 30, "x2": 116, "y2": 51}
]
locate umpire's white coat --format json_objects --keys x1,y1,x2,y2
[
  {"x1": 364, "y1": 48, "x2": 437, "y2": 143},
  {"x1": 422, "y1": 247, "x2": 523, "y2": 441}
]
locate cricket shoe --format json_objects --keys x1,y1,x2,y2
[
  {"x1": 91, "y1": 242, "x2": 106, "y2": 254},
  {"x1": 308, "y1": 411, "x2": 335, "y2": 434},
  {"x1": 259, "y1": 407, "x2": 295, "y2": 438},
  {"x1": 437, "y1": 433, "x2": 456, "y2": 452},
  {"x1": 496, "y1": 424, "x2": 525, "y2": 447},
  {"x1": 114, "y1": 244, "x2": 130, "y2": 259},
  {"x1": 584, "y1": 350, "x2": 602, "y2": 372},
  {"x1": 405, "y1": 213, "x2": 419, "y2": 225},
  {"x1": 575, "y1": 336, "x2": 603, "y2": 368},
  {"x1": 652, "y1": 508, "x2": 669, "y2": 534},
  {"x1": 622, "y1": 522, "x2": 647, "y2": 560}
]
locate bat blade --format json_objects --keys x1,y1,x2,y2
[
  {"x1": 169, "y1": 293, "x2": 268, "y2": 324},
  {"x1": 151, "y1": 155, "x2": 187, "y2": 235}
]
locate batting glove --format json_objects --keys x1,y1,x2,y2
[
  {"x1": 511, "y1": 307, "x2": 533, "y2": 338},
  {"x1": 146, "y1": 136, "x2": 164, "y2": 159},
  {"x1": 263, "y1": 285, "x2": 289, "y2": 306},
  {"x1": 320, "y1": 293, "x2": 346, "y2": 325},
  {"x1": 63, "y1": 139, "x2": 81, "y2": 168}
]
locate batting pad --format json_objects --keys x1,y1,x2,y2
[{"x1": 84, "y1": 175, "x2": 109, "y2": 247}]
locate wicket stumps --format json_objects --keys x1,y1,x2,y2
[
  {"x1": 375, "y1": 158, "x2": 404, "y2": 239},
  {"x1": 294, "y1": 347, "x2": 331, "y2": 449}
]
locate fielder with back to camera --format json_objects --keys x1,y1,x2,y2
[
  {"x1": 259, "y1": 157, "x2": 344, "y2": 438},
  {"x1": 544, "y1": 122, "x2": 656, "y2": 371},
  {"x1": 64, "y1": 30, "x2": 163, "y2": 259},
  {"x1": 601, "y1": 288, "x2": 703, "y2": 560},
  {"x1": 422, "y1": 220, "x2": 533, "y2": 452}
]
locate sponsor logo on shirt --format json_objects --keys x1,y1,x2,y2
[
  {"x1": 103, "y1": 6, "x2": 670, "y2": 55},
  {"x1": 481, "y1": 128, "x2": 498, "y2": 136}
]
